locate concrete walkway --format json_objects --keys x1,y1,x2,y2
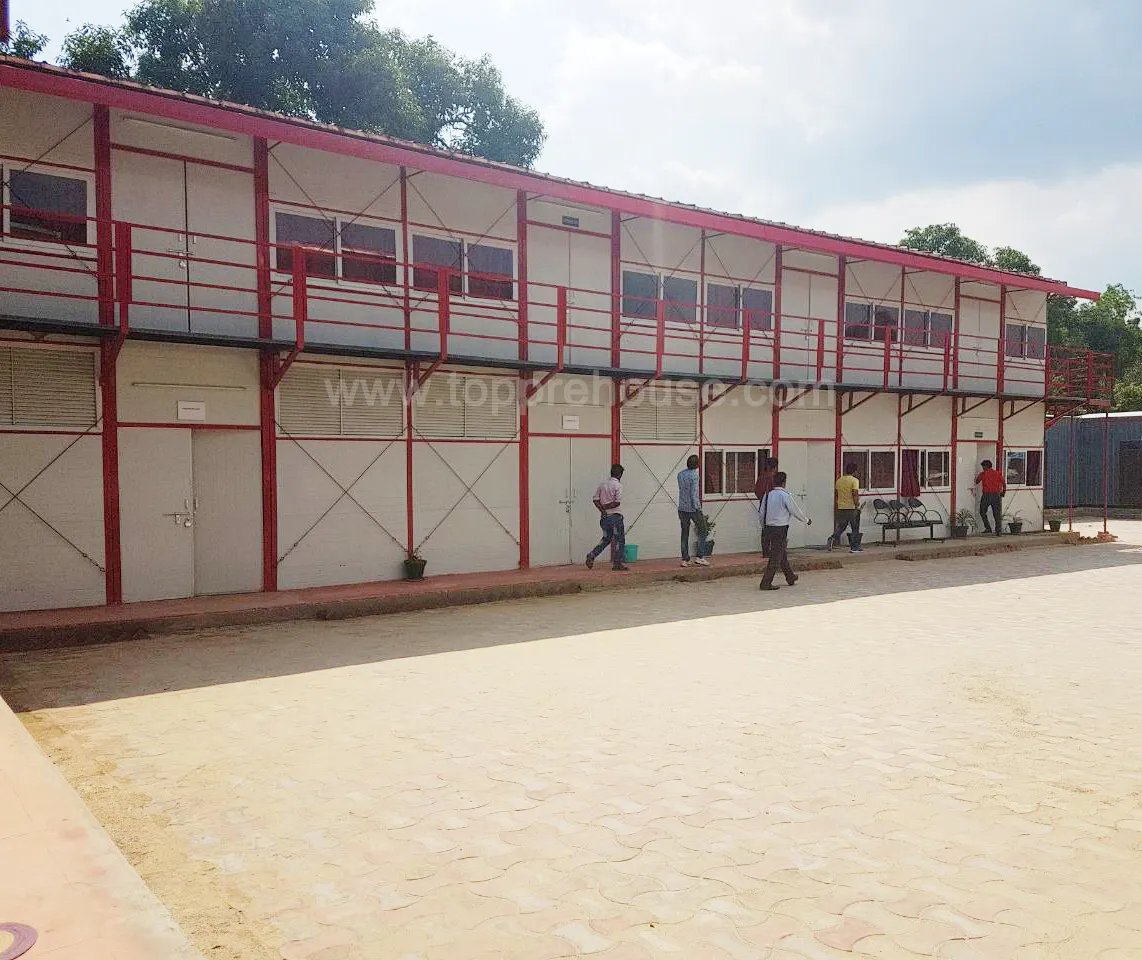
[
  {"x1": 0, "y1": 533, "x2": 1064, "y2": 650},
  {"x1": 0, "y1": 691, "x2": 200, "y2": 959}
]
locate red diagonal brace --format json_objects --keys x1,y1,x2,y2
[
  {"x1": 103, "y1": 221, "x2": 131, "y2": 378},
  {"x1": 525, "y1": 285, "x2": 567, "y2": 399},
  {"x1": 412, "y1": 270, "x2": 452, "y2": 393}
]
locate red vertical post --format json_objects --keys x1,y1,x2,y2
[
  {"x1": 516, "y1": 189, "x2": 528, "y2": 363},
  {"x1": 611, "y1": 393, "x2": 621, "y2": 467},
  {"x1": 400, "y1": 167, "x2": 411, "y2": 351},
  {"x1": 997, "y1": 283, "x2": 1007, "y2": 395},
  {"x1": 655, "y1": 297, "x2": 666, "y2": 378},
  {"x1": 950, "y1": 399, "x2": 959, "y2": 522},
  {"x1": 942, "y1": 336, "x2": 951, "y2": 392},
  {"x1": 437, "y1": 269, "x2": 450, "y2": 360},
  {"x1": 1103, "y1": 409, "x2": 1110, "y2": 534},
  {"x1": 98, "y1": 102, "x2": 122, "y2": 607},
  {"x1": 1067, "y1": 413, "x2": 1075, "y2": 532},
  {"x1": 253, "y1": 137, "x2": 277, "y2": 593},
  {"x1": 835, "y1": 255, "x2": 846, "y2": 382},
  {"x1": 953, "y1": 277, "x2": 961, "y2": 389},
  {"x1": 519, "y1": 371, "x2": 530, "y2": 569},
  {"x1": 834, "y1": 397, "x2": 843, "y2": 478},
  {"x1": 405, "y1": 364, "x2": 416, "y2": 558},
  {"x1": 740, "y1": 303, "x2": 750, "y2": 383},
  {"x1": 698, "y1": 229, "x2": 706, "y2": 378},
  {"x1": 996, "y1": 399, "x2": 1005, "y2": 497},
  {"x1": 815, "y1": 318, "x2": 825, "y2": 381},
  {"x1": 897, "y1": 265, "x2": 906, "y2": 386},
  {"x1": 882, "y1": 328, "x2": 892, "y2": 390},
  {"x1": 610, "y1": 210, "x2": 621, "y2": 371},
  {"x1": 772, "y1": 244, "x2": 783, "y2": 380},
  {"x1": 556, "y1": 285, "x2": 568, "y2": 369},
  {"x1": 772, "y1": 386, "x2": 783, "y2": 461}
]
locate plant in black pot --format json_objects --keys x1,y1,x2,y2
[
  {"x1": 951, "y1": 508, "x2": 976, "y2": 539},
  {"x1": 403, "y1": 550, "x2": 427, "y2": 581},
  {"x1": 1047, "y1": 518, "x2": 1062, "y2": 532},
  {"x1": 1005, "y1": 511, "x2": 1024, "y2": 535}
]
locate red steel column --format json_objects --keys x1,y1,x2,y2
[
  {"x1": 834, "y1": 395, "x2": 842, "y2": 478},
  {"x1": 835, "y1": 255, "x2": 846, "y2": 382},
  {"x1": 772, "y1": 386, "x2": 783, "y2": 461},
  {"x1": 698, "y1": 229, "x2": 706, "y2": 378},
  {"x1": 611, "y1": 210, "x2": 622, "y2": 464},
  {"x1": 94, "y1": 105, "x2": 122, "y2": 604},
  {"x1": 950, "y1": 400, "x2": 959, "y2": 520},
  {"x1": 254, "y1": 137, "x2": 277, "y2": 592},
  {"x1": 516, "y1": 192, "x2": 530, "y2": 568},
  {"x1": 772, "y1": 244, "x2": 783, "y2": 381},
  {"x1": 401, "y1": 168, "x2": 411, "y2": 350},
  {"x1": 1067, "y1": 413, "x2": 1075, "y2": 532},
  {"x1": 406, "y1": 365, "x2": 416, "y2": 556},
  {"x1": 953, "y1": 277, "x2": 961, "y2": 389},
  {"x1": 1103, "y1": 409, "x2": 1110, "y2": 534},
  {"x1": 997, "y1": 283, "x2": 1007, "y2": 395}
]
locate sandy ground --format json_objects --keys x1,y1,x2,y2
[{"x1": 3, "y1": 522, "x2": 1142, "y2": 960}]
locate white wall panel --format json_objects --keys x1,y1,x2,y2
[
  {"x1": 0, "y1": 433, "x2": 105, "y2": 611},
  {"x1": 117, "y1": 342, "x2": 259, "y2": 425}
]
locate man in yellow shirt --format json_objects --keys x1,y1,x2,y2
[{"x1": 827, "y1": 462, "x2": 862, "y2": 553}]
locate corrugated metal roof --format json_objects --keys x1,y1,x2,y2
[{"x1": 0, "y1": 54, "x2": 1100, "y2": 299}]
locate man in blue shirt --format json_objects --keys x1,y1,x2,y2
[
  {"x1": 677, "y1": 455, "x2": 710, "y2": 567},
  {"x1": 758, "y1": 471, "x2": 812, "y2": 590}
]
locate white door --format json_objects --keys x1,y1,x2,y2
[
  {"x1": 186, "y1": 164, "x2": 258, "y2": 338},
  {"x1": 192, "y1": 430, "x2": 263, "y2": 595},
  {"x1": 120, "y1": 427, "x2": 262, "y2": 601},
  {"x1": 781, "y1": 440, "x2": 834, "y2": 548},
  {"x1": 119, "y1": 428, "x2": 195, "y2": 602},
  {"x1": 529, "y1": 436, "x2": 612, "y2": 567},
  {"x1": 112, "y1": 151, "x2": 190, "y2": 333}
]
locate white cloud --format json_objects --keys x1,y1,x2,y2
[{"x1": 811, "y1": 164, "x2": 1142, "y2": 294}]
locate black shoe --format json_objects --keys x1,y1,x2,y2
[
  {"x1": 759, "y1": 583, "x2": 779, "y2": 591},
  {"x1": 786, "y1": 575, "x2": 799, "y2": 586},
  {"x1": 612, "y1": 563, "x2": 630, "y2": 572},
  {"x1": 585, "y1": 555, "x2": 595, "y2": 570}
]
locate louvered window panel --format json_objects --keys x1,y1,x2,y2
[
  {"x1": 10, "y1": 348, "x2": 96, "y2": 427},
  {"x1": 340, "y1": 370, "x2": 404, "y2": 437},
  {"x1": 655, "y1": 389, "x2": 698, "y2": 441},
  {"x1": 279, "y1": 366, "x2": 342, "y2": 435},
  {"x1": 620, "y1": 394, "x2": 657, "y2": 441},
  {"x1": 415, "y1": 377, "x2": 466, "y2": 437},
  {"x1": 0, "y1": 349, "x2": 12, "y2": 425},
  {"x1": 415, "y1": 374, "x2": 516, "y2": 439}
]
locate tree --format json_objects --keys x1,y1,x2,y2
[
  {"x1": 992, "y1": 246, "x2": 1040, "y2": 276},
  {"x1": 0, "y1": 21, "x2": 47, "y2": 58},
  {"x1": 55, "y1": 0, "x2": 546, "y2": 167},
  {"x1": 60, "y1": 25, "x2": 132, "y2": 79},
  {"x1": 900, "y1": 223, "x2": 991, "y2": 265}
]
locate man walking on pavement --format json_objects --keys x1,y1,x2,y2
[
  {"x1": 974, "y1": 458, "x2": 1006, "y2": 536},
  {"x1": 754, "y1": 456, "x2": 779, "y2": 557},
  {"x1": 585, "y1": 463, "x2": 630, "y2": 571},
  {"x1": 758, "y1": 471, "x2": 812, "y2": 591},
  {"x1": 827, "y1": 461, "x2": 863, "y2": 553},
  {"x1": 677, "y1": 454, "x2": 710, "y2": 567}
]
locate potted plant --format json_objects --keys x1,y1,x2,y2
[
  {"x1": 698, "y1": 512, "x2": 716, "y2": 557},
  {"x1": 1005, "y1": 512, "x2": 1024, "y2": 535},
  {"x1": 1047, "y1": 518, "x2": 1063, "y2": 532},
  {"x1": 951, "y1": 508, "x2": 976, "y2": 539},
  {"x1": 403, "y1": 550, "x2": 427, "y2": 581}
]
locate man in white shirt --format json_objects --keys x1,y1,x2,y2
[
  {"x1": 758, "y1": 471, "x2": 812, "y2": 591},
  {"x1": 585, "y1": 463, "x2": 629, "y2": 572}
]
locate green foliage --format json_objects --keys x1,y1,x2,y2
[
  {"x1": 900, "y1": 224, "x2": 991, "y2": 265},
  {"x1": 992, "y1": 246, "x2": 1040, "y2": 276},
  {"x1": 1, "y1": 21, "x2": 48, "y2": 58},
  {"x1": 1113, "y1": 378, "x2": 1142, "y2": 412},
  {"x1": 51, "y1": 0, "x2": 546, "y2": 166},
  {"x1": 60, "y1": 25, "x2": 133, "y2": 78}
]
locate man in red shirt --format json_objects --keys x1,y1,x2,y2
[{"x1": 974, "y1": 458, "x2": 1006, "y2": 535}]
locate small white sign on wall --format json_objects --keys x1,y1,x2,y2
[
  {"x1": 562, "y1": 414, "x2": 580, "y2": 431},
  {"x1": 177, "y1": 400, "x2": 207, "y2": 422}
]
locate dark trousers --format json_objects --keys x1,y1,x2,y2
[
  {"x1": 760, "y1": 525, "x2": 796, "y2": 586},
  {"x1": 980, "y1": 493, "x2": 1002, "y2": 534},
  {"x1": 830, "y1": 508, "x2": 861, "y2": 544},
  {"x1": 678, "y1": 510, "x2": 709, "y2": 561},
  {"x1": 588, "y1": 513, "x2": 626, "y2": 566}
]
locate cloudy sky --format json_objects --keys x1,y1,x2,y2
[{"x1": 29, "y1": 0, "x2": 1142, "y2": 294}]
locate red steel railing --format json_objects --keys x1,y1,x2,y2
[{"x1": 0, "y1": 208, "x2": 1115, "y2": 404}]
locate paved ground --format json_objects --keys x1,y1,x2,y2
[{"x1": 3, "y1": 521, "x2": 1142, "y2": 960}]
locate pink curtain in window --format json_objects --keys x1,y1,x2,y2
[{"x1": 900, "y1": 449, "x2": 921, "y2": 498}]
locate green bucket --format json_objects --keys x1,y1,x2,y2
[{"x1": 623, "y1": 543, "x2": 639, "y2": 562}]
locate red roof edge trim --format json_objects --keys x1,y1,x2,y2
[{"x1": 0, "y1": 57, "x2": 1101, "y2": 301}]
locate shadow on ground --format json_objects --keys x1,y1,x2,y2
[{"x1": 3, "y1": 530, "x2": 1140, "y2": 711}]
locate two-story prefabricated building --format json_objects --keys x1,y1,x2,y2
[{"x1": 0, "y1": 56, "x2": 1103, "y2": 612}]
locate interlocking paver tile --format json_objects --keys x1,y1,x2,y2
[{"x1": 4, "y1": 521, "x2": 1141, "y2": 960}]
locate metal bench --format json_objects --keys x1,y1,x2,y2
[{"x1": 872, "y1": 498, "x2": 945, "y2": 544}]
